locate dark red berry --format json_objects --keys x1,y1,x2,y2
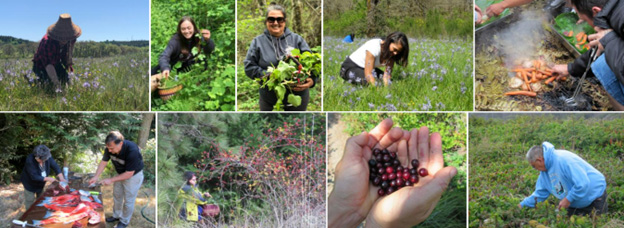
[
  {"x1": 396, "y1": 178, "x2": 404, "y2": 187},
  {"x1": 389, "y1": 152, "x2": 397, "y2": 159},
  {"x1": 418, "y1": 168, "x2": 429, "y2": 177},
  {"x1": 378, "y1": 167, "x2": 385, "y2": 175},
  {"x1": 386, "y1": 167, "x2": 394, "y2": 174},
  {"x1": 375, "y1": 154, "x2": 383, "y2": 161},
  {"x1": 378, "y1": 188, "x2": 385, "y2": 196},
  {"x1": 387, "y1": 186, "x2": 395, "y2": 194},
  {"x1": 389, "y1": 173, "x2": 397, "y2": 180},
  {"x1": 382, "y1": 148, "x2": 389, "y2": 154},
  {"x1": 402, "y1": 172, "x2": 410, "y2": 180},
  {"x1": 373, "y1": 148, "x2": 381, "y2": 156},
  {"x1": 381, "y1": 174, "x2": 388, "y2": 181},
  {"x1": 376, "y1": 163, "x2": 383, "y2": 168},
  {"x1": 396, "y1": 171, "x2": 403, "y2": 179},
  {"x1": 390, "y1": 179, "x2": 396, "y2": 187},
  {"x1": 381, "y1": 181, "x2": 389, "y2": 189},
  {"x1": 409, "y1": 168, "x2": 418, "y2": 175},
  {"x1": 410, "y1": 174, "x2": 419, "y2": 184},
  {"x1": 373, "y1": 176, "x2": 381, "y2": 186},
  {"x1": 383, "y1": 162, "x2": 392, "y2": 167},
  {"x1": 411, "y1": 159, "x2": 419, "y2": 168},
  {"x1": 405, "y1": 180, "x2": 412, "y2": 186},
  {"x1": 397, "y1": 166, "x2": 404, "y2": 172},
  {"x1": 383, "y1": 154, "x2": 391, "y2": 162},
  {"x1": 392, "y1": 159, "x2": 400, "y2": 167},
  {"x1": 368, "y1": 159, "x2": 377, "y2": 167}
]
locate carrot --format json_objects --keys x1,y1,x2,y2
[
  {"x1": 545, "y1": 76, "x2": 557, "y2": 85},
  {"x1": 576, "y1": 31, "x2": 586, "y2": 42},
  {"x1": 538, "y1": 70, "x2": 552, "y2": 76},
  {"x1": 505, "y1": 91, "x2": 537, "y2": 96},
  {"x1": 578, "y1": 38, "x2": 586, "y2": 45},
  {"x1": 512, "y1": 67, "x2": 535, "y2": 72}
]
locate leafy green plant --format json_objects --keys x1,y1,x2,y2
[
  {"x1": 257, "y1": 49, "x2": 322, "y2": 110},
  {"x1": 476, "y1": 0, "x2": 511, "y2": 28}
]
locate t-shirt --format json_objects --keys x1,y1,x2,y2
[
  {"x1": 102, "y1": 140, "x2": 144, "y2": 175},
  {"x1": 348, "y1": 38, "x2": 383, "y2": 68}
]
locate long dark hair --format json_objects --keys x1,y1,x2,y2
[
  {"x1": 183, "y1": 171, "x2": 196, "y2": 186},
  {"x1": 176, "y1": 16, "x2": 201, "y2": 58},
  {"x1": 380, "y1": 32, "x2": 409, "y2": 67}
]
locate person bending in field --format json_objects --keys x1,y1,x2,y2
[
  {"x1": 178, "y1": 171, "x2": 219, "y2": 224},
  {"x1": 519, "y1": 141, "x2": 607, "y2": 216},
  {"x1": 244, "y1": 2, "x2": 315, "y2": 111},
  {"x1": 150, "y1": 16, "x2": 214, "y2": 92},
  {"x1": 551, "y1": 0, "x2": 624, "y2": 110},
  {"x1": 340, "y1": 31, "x2": 409, "y2": 86},
  {"x1": 32, "y1": 13, "x2": 81, "y2": 92}
]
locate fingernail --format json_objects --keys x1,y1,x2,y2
[{"x1": 451, "y1": 167, "x2": 458, "y2": 177}]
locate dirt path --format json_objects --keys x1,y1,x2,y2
[{"x1": 327, "y1": 113, "x2": 349, "y2": 197}]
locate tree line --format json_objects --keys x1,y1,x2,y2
[{"x1": 0, "y1": 36, "x2": 148, "y2": 59}]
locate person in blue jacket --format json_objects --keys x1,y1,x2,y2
[
  {"x1": 519, "y1": 141, "x2": 607, "y2": 216},
  {"x1": 20, "y1": 145, "x2": 67, "y2": 208},
  {"x1": 343, "y1": 33, "x2": 355, "y2": 43}
]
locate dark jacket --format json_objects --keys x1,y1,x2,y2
[
  {"x1": 243, "y1": 28, "x2": 316, "y2": 88},
  {"x1": 568, "y1": 0, "x2": 624, "y2": 85},
  {"x1": 20, "y1": 153, "x2": 62, "y2": 192},
  {"x1": 158, "y1": 34, "x2": 215, "y2": 72},
  {"x1": 102, "y1": 140, "x2": 144, "y2": 175}
]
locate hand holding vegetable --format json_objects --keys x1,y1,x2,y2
[
  {"x1": 551, "y1": 64, "x2": 569, "y2": 78},
  {"x1": 292, "y1": 78, "x2": 313, "y2": 92},
  {"x1": 201, "y1": 29, "x2": 211, "y2": 40}
]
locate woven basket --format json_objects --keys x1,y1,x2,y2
[{"x1": 158, "y1": 84, "x2": 183, "y2": 101}]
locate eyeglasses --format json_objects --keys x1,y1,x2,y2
[{"x1": 266, "y1": 17, "x2": 285, "y2": 23}]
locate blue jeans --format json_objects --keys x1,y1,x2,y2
[{"x1": 592, "y1": 54, "x2": 624, "y2": 105}]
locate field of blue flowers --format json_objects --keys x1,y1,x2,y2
[
  {"x1": 0, "y1": 53, "x2": 148, "y2": 111},
  {"x1": 323, "y1": 37, "x2": 473, "y2": 111}
]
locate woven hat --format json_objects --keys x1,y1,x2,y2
[{"x1": 47, "y1": 13, "x2": 82, "y2": 41}]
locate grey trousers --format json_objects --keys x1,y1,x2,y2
[
  {"x1": 23, "y1": 189, "x2": 42, "y2": 209},
  {"x1": 113, "y1": 170, "x2": 144, "y2": 225}
]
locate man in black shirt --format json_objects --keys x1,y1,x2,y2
[{"x1": 89, "y1": 131, "x2": 144, "y2": 228}]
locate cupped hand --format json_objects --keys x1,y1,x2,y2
[
  {"x1": 328, "y1": 118, "x2": 405, "y2": 228},
  {"x1": 365, "y1": 126, "x2": 458, "y2": 227}
]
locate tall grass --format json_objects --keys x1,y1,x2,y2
[
  {"x1": 0, "y1": 53, "x2": 148, "y2": 111},
  {"x1": 323, "y1": 37, "x2": 473, "y2": 111}
]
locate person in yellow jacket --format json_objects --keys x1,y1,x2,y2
[{"x1": 178, "y1": 171, "x2": 219, "y2": 222}]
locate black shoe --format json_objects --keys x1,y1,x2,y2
[
  {"x1": 115, "y1": 222, "x2": 128, "y2": 228},
  {"x1": 106, "y1": 217, "x2": 120, "y2": 223}
]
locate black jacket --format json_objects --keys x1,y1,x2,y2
[
  {"x1": 20, "y1": 153, "x2": 62, "y2": 192},
  {"x1": 568, "y1": 0, "x2": 624, "y2": 85},
  {"x1": 244, "y1": 28, "x2": 316, "y2": 88},
  {"x1": 158, "y1": 34, "x2": 215, "y2": 72}
]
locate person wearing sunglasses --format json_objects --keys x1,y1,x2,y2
[
  {"x1": 244, "y1": 2, "x2": 315, "y2": 111},
  {"x1": 20, "y1": 145, "x2": 67, "y2": 208},
  {"x1": 151, "y1": 16, "x2": 215, "y2": 92}
]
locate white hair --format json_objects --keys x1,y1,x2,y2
[{"x1": 526, "y1": 145, "x2": 543, "y2": 162}]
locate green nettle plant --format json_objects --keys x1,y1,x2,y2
[{"x1": 257, "y1": 49, "x2": 321, "y2": 111}]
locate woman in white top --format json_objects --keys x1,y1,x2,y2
[{"x1": 340, "y1": 32, "x2": 409, "y2": 86}]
